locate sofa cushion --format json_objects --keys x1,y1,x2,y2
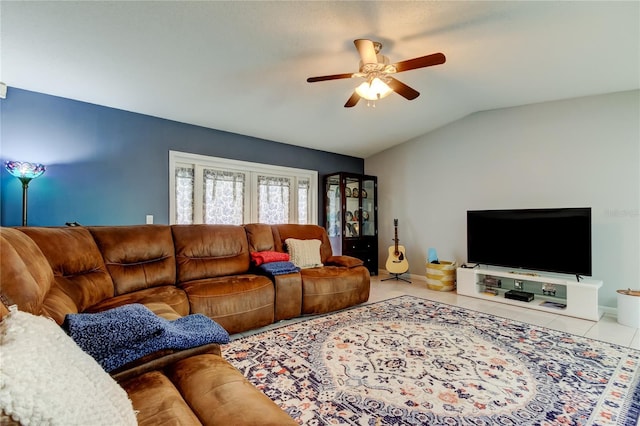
[
  {"x1": 89, "y1": 225, "x2": 176, "y2": 295},
  {"x1": 326, "y1": 255, "x2": 365, "y2": 268},
  {"x1": 181, "y1": 274, "x2": 274, "y2": 334},
  {"x1": 172, "y1": 225, "x2": 250, "y2": 283},
  {"x1": 142, "y1": 301, "x2": 183, "y2": 320},
  {"x1": 300, "y1": 265, "x2": 371, "y2": 315},
  {"x1": 0, "y1": 307, "x2": 137, "y2": 425},
  {"x1": 86, "y1": 285, "x2": 190, "y2": 317},
  {"x1": 244, "y1": 223, "x2": 276, "y2": 252},
  {"x1": 0, "y1": 228, "x2": 55, "y2": 316},
  {"x1": 271, "y1": 224, "x2": 334, "y2": 263},
  {"x1": 285, "y1": 238, "x2": 323, "y2": 269},
  {"x1": 18, "y1": 227, "x2": 114, "y2": 315}
]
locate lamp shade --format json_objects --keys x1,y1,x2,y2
[
  {"x1": 355, "y1": 78, "x2": 393, "y2": 101},
  {"x1": 5, "y1": 161, "x2": 46, "y2": 182},
  {"x1": 4, "y1": 161, "x2": 46, "y2": 226}
]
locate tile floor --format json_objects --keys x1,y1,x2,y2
[
  {"x1": 368, "y1": 274, "x2": 640, "y2": 350},
  {"x1": 232, "y1": 275, "x2": 640, "y2": 350}
]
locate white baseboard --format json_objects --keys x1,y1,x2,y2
[{"x1": 599, "y1": 305, "x2": 617, "y2": 317}]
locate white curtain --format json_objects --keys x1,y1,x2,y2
[
  {"x1": 258, "y1": 175, "x2": 290, "y2": 224},
  {"x1": 175, "y1": 166, "x2": 194, "y2": 224},
  {"x1": 297, "y1": 178, "x2": 310, "y2": 224},
  {"x1": 203, "y1": 169, "x2": 245, "y2": 225}
]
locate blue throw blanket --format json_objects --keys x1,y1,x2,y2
[
  {"x1": 258, "y1": 261, "x2": 300, "y2": 276},
  {"x1": 64, "y1": 304, "x2": 229, "y2": 372}
]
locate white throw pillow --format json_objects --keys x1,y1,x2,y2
[
  {"x1": 285, "y1": 238, "x2": 323, "y2": 269},
  {"x1": 0, "y1": 307, "x2": 137, "y2": 426}
]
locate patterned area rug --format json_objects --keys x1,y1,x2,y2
[{"x1": 223, "y1": 296, "x2": 640, "y2": 425}]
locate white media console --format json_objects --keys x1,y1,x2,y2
[{"x1": 456, "y1": 266, "x2": 603, "y2": 321}]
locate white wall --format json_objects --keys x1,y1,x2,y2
[{"x1": 366, "y1": 90, "x2": 639, "y2": 308}]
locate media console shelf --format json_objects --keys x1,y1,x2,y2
[{"x1": 457, "y1": 267, "x2": 603, "y2": 321}]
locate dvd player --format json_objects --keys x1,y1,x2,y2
[{"x1": 505, "y1": 290, "x2": 535, "y2": 302}]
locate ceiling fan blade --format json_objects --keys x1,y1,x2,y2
[
  {"x1": 354, "y1": 39, "x2": 377, "y2": 65},
  {"x1": 393, "y1": 52, "x2": 446, "y2": 73},
  {"x1": 344, "y1": 92, "x2": 361, "y2": 108},
  {"x1": 387, "y1": 77, "x2": 420, "y2": 100},
  {"x1": 307, "y1": 73, "x2": 354, "y2": 83}
]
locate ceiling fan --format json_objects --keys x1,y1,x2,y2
[{"x1": 307, "y1": 39, "x2": 446, "y2": 108}]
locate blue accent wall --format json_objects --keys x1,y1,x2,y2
[{"x1": 0, "y1": 88, "x2": 363, "y2": 226}]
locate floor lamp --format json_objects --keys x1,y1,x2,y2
[{"x1": 4, "y1": 161, "x2": 46, "y2": 226}]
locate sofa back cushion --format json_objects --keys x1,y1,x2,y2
[
  {"x1": 271, "y1": 224, "x2": 333, "y2": 263},
  {"x1": 89, "y1": 225, "x2": 176, "y2": 296},
  {"x1": 0, "y1": 228, "x2": 55, "y2": 316},
  {"x1": 244, "y1": 223, "x2": 276, "y2": 252},
  {"x1": 18, "y1": 227, "x2": 114, "y2": 317},
  {"x1": 172, "y1": 225, "x2": 250, "y2": 284}
]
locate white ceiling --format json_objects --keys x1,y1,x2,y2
[{"x1": 2, "y1": 1, "x2": 638, "y2": 158}]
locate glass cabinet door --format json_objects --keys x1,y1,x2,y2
[
  {"x1": 344, "y1": 175, "x2": 360, "y2": 238},
  {"x1": 361, "y1": 177, "x2": 376, "y2": 237},
  {"x1": 325, "y1": 174, "x2": 341, "y2": 238}
]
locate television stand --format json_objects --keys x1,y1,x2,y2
[{"x1": 457, "y1": 267, "x2": 603, "y2": 321}]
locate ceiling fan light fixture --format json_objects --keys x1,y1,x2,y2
[
  {"x1": 306, "y1": 38, "x2": 445, "y2": 107},
  {"x1": 355, "y1": 78, "x2": 392, "y2": 101}
]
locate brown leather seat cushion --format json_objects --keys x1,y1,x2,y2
[
  {"x1": 86, "y1": 285, "x2": 190, "y2": 316},
  {"x1": 181, "y1": 274, "x2": 274, "y2": 334},
  {"x1": 300, "y1": 265, "x2": 370, "y2": 314}
]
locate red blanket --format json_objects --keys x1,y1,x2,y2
[{"x1": 250, "y1": 251, "x2": 290, "y2": 266}]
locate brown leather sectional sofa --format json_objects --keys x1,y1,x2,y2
[{"x1": 0, "y1": 223, "x2": 370, "y2": 425}]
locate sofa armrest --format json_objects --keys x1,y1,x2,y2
[
  {"x1": 166, "y1": 354, "x2": 298, "y2": 425},
  {"x1": 111, "y1": 343, "x2": 221, "y2": 383},
  {"x1": 325, "y1": 255, "x2": 364, "y2": 268},
  {"x1": 248, "y1": 266, "x2": 302, "y2": 321}
]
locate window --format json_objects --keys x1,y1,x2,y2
[{"x1": 169, "y1": 151, "x2": 317, "y2": 225}]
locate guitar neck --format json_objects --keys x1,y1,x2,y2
[{"x1": 394, "y1": 226, "x2": 399, "y2": 253}]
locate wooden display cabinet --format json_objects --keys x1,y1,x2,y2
[{"x1": 324, "y1": 172, "x2": 378, "y2": 275}]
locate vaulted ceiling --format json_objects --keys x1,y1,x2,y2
[{"x1": 2, "y1": 1, "x2": 638, "y2": 158}]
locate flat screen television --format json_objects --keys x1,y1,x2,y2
[{"x1": 467, "y1": 208, "x2": 592, "y2": 277}]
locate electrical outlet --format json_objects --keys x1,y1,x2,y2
[
  {"x1": 146, "y1": 215, "x2": 153, "y2": 224},
  {"x1": 514, "y1": 280, "x2": 523, "y2": 290}
]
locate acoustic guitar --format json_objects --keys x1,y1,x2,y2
[{"x1": 386, "y1": 219, "x2": 409, "y2": 274}]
